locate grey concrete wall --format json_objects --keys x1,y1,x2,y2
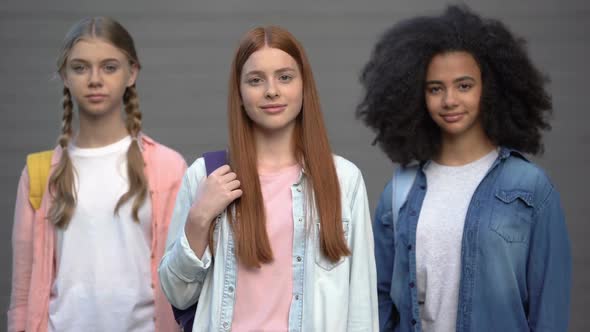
[{"x1": 1, "y1": 0, "x2": 588, "y2": 330}]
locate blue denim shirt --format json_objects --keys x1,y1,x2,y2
[{"x1": 374, "y1": 148, "x2": 571, "y2": 332}]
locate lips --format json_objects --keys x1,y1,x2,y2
[
  {"x1": 86, "y1": 94, "x2": 108, "y2": 103},
  {"x1": 260, "y1": 104, "x2": 287, "y2": 114},
  {"x1": 440, "y1": 112, "x2": 466, "y2": 123}
]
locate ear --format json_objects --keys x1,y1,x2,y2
[
  {"x1": 127, "y1": 63, "x2": 139, "y2": 87},
  {"x1": 60, "y1": 71, "x2": 70, "y2": 89}
]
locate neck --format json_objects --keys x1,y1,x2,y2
[
  {"x1": 436, "y1": 125, "x2": 496, "y2": 166},
  {"x1": 253, "y1": 125, "x2": 298, "y2": 173},
  {"x1": 75, "y1": 106, "x2": 129, "y2": 148}
]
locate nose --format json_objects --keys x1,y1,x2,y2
[
  {"x1": 88, "y1": 67, "x2": 103, "y2": 87},
  {"x1": 442, "y1": 89, "x2": 458, "y2": 109},
  {"x1": 265, "y1": 80, "x2": 279, "y2": 99}
]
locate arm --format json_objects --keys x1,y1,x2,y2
[
  {"x1": 159, "y1": 167, "x2": 212, "y2": 309},
  {"x1": 373, "y1": 181, "x2": 398, "y2": 332},
  {"x1": 347, "y1": 170, "x2": 379, "y2": 331},
  {"x1": 526, "y1": 186, "x2": 571, "y2": 331},
  {"x1": 8, "y1": 168, "x2": 35, "y2": 332},
  {"x1": 159, "y1": 160, "x2": 241, "y2": 309}
]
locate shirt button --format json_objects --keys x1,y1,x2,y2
[
  {"x1": 410, "y1": 210, "x2": 416, "y2": 216},
  {"x1": 296, "y1": 187, "x2": 301, "y2": 192},
  {"x1": 228, "y1": 286, "x2": 234, "y2": 293},
  {"x1": 222, "y1": 322, "x2": 229, "y2": 329},
  {"x1": 295, "y1": 294, "x2": 300, "y2": 300},
  {"x1": 298, "y1": 218, "x2": 303, "y2": 222},
  {"x1": 420, "y1": 185, "x2": 426, "y2": 190},
  {"x1": 411, "y1": 319, "x2": 417, "y2": 325},
  {"x1": 409, "y1": 282, "x2": 415, "y2": 288},
  {"x1": 296, "y1": 256, "x2": 302, "y2": 262},
  {"x1": 407, "y1": 244, "x2": 412, "y2": 250}
]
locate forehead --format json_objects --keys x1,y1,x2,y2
[
  {"x1": 242, "y1": 46, "x2": 299, "y2": 74},
  {"x1": 426, "y1": 51, "x2": 481, "y2": 80},
  {"x1": 68, "y1": 37, "x2": 127, "y2": 62}
]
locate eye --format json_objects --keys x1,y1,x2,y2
[
  {"x1": 427, "y1": 86, "x2": 443, "y2": 94},
  {"x1": 278, "y1": 74, "x2": 293, "y2": 82},
  {"x1": 458, "y1": 83, "x2": 473, "y2": 91},
  {"x1": 103, "y1": 63, "x2": 119, "y2": 73},
  {"x1": 71, "y1": 64, "x2": 87, "y2": 73},
  {"x1": 247, "y1": 77, "x2": 263, "y2": 85}
]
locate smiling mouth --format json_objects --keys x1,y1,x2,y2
[
  {"x1": 440, "y1": 112, "x2": 465, "y2": 123},
  {"x1": 260, "y1": 104, "x2": 287, "y2": 114}
]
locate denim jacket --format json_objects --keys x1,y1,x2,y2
[
  {"x1": 374, "y1": 148, "x2": 571, "y2": 332},
  {"x1": 159, "y1": 155, "x2": 379, "y2": 331}
]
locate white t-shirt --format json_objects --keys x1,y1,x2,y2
[
  {"x1": 416, "y1": 149, "x2": 498, "y2": 332},
  {"x1": 48, "y1": 136, "x2": 155, "y2": 332}
]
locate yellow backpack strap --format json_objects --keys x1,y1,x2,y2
[{"x1": 26, "y1": 150, "x2": 54, "y2": 210}]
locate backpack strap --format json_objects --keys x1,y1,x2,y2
[
  {"x1": 171, "y1": 149, "x2": 228, "y2": 332},
  {"x1": 391, "y1": 165, "x2": 418, "y2": 228},
  {"x1": 202, "y1": 150, "x2": 228, "y2": 176},
  {"x1": 26, "y1": 150, "x2": 54, "y2": 210}
]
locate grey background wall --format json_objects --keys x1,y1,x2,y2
[{"x1": 1, "y1": 0, "x2": 588, "y2": 330}]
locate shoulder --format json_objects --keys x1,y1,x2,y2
[
  {"x1": 143, "y1": 136, "x2": 187, "y2": 174},
  {"x1": 497, "y1": 152, "x2": 557, "y2": 208},
  {"x1": 148, "y1": 141, "x2": 186, "y2": 168},
  {"x1": 332, "y1": 155, "x2": 364, "y2": 197},
  {"x1": 333, "y1": 155, "x2": 362, "y2": 179},
  {"x1": 184, "y1": 157, "x2": 207, "y2": 188},
  {"x1": 141, "y1": 136, "x2": 187, "y2": 190}
]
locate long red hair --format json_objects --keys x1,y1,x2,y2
[{"x1": 223, "y1": 26, "x2": 350, "y2": 268}]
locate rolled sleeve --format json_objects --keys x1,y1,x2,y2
[{"x1": 168, "y1": 230, "x2": 212, "y2": 283}]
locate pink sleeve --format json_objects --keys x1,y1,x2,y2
[{"x1": 7, "y1": 167, "x2": 35, "y2": 332}]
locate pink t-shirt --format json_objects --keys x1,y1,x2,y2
[{"x1": 231, "y1": 164, "x2": 300, "y2": 332}]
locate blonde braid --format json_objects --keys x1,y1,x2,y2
[
  {"x1": 48, "y1": 87, "x2": 77, "y2": 228},
  {"x1": 115, "y1": 85, "x2": 148, "y2": 221}
]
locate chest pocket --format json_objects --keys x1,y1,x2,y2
[
  {"x1": 314, "y1": 219, "x2": 350, "y2": 271},
  {"x1": 489, "y1": 189, "x2": 534, "y2": 243}
]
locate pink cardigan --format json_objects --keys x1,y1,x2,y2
[{"x1": 8, "y1": 135, "x2": 186, "y2": 332}]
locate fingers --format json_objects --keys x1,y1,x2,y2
[
  {"x1": 229, "y1": 189, "x2": 243, "y2": 201},
  {"x1": 209, "y1": 164, "x2": 231, "y2": 176},
  {"x1": 220, "y1": 171, "x2": 238, "y2": 182},
  {"x1": 226, "y1": 179, "x2": 241, "y2": 191}
]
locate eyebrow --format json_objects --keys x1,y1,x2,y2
[
  {"x1": 425, "y1": 76, "x2": 476, "y2": 85},
  {"x1": 243, "y1": 67, "x2": 297, "y2": 76},
  {"x1": 68, "y1": 58, "x2": 122, "y2": 64}
]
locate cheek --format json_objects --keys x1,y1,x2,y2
[
  {"x1": 239, "y1": 86, "x2": 259, "y2": 108},
  {"x1": 425, "y1": 95, "x2": 439, "y2": 115},
  {"x1": 286, "y1": 82, "x2": 303, "y2": 106},
  {"x1": 467, "y1": 90, "x2": 482, "y2": 112}
]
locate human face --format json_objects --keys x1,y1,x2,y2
[
  {"x1": 425, "y1": 51, "x2": 484, "y2": 140},
  {"x1": 240, "y1": 46, "x2": 303, "y2": 135},
  {"x1": 62, "y1": 37, "x2": 138, "y2": 118}
]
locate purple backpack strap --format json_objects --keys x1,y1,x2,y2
[
  {"x1": 203, "y1": 150, "x2": 228, "y2": 176},
  {"x1": 171, "y1": 150, "x2": 227, "y2": 332}
]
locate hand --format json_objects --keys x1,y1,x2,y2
[{"x1": 187, "y1": 165, "x2": 242, "y2": 230}]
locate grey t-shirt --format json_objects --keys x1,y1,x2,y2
[{"x1": 416, "y1": 149, "x2": 498, "y2": 332}]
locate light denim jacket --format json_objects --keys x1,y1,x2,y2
[
  {"x1": 159, "y1": 155, "x2": 379, "y2": 331},
  {"x1": 374, "y1": 148, "x2": 571, "y2": 332}
]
